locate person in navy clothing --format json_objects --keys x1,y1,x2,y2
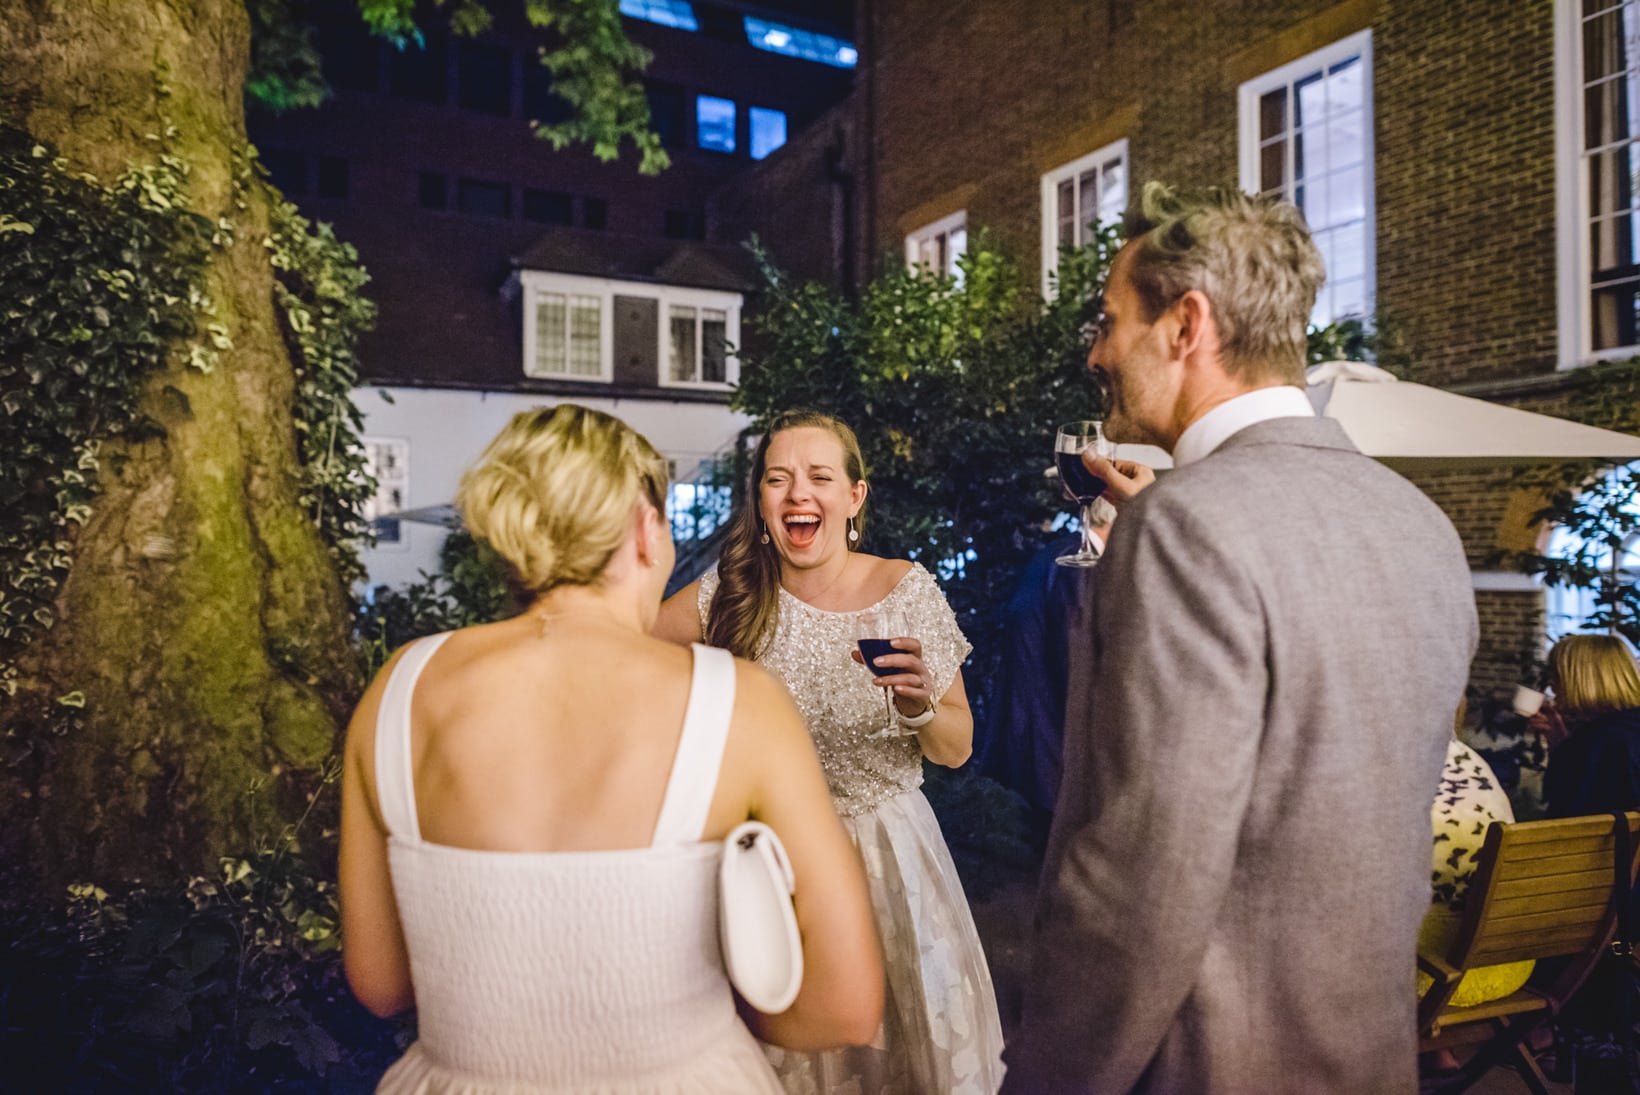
[{"x1": 1540, "y1": 633, "x2": 1640, "y2": 820}]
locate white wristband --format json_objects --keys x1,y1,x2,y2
[{"x1": 896, "y1": 699, "x2": 937, "y2": 729}]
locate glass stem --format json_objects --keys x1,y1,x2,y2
[{"x1": 1081, "y1": 501, "x2": 1101, "y2": 559}]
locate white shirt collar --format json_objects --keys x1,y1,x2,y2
[{"x1": 1171, "y1": 385, "x2": 1315, "y2": 468}]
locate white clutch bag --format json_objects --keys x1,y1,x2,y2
[{"x1": 719, "y1": 820, "x2": 803, "y2": 1014}]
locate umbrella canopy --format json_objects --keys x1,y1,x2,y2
[{"x1": 1120, "y1": 361, "x2": 1640, "y2": 471}]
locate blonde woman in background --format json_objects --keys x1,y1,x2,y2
[
  {"x1": 340, "y1": 404, "x2": 883, "y2": 1094},
  {"x1": 1540, "y1": 633, "x2": 1640, "y2": 818}
]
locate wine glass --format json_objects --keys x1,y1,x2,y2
[
  {"x1": 1054, "y1": 420, "x2": 1113, "y2": 568},
  {"x1": 855, "y1": 608, "x2": 916, "y2": 737}
]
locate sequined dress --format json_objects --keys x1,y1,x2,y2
[{"x1": 700, "y1": 564, "x2": 1005, "y2": 1094}]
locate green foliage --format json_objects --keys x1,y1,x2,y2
[
  {"x1": 266, "y1": 179, "x2": 379, "y2": 587},
  {"x1": 356, "y1": 531, "x2": 514, "y2": 675},
  {"x1": 1495, "y1": 357, "x2": 1640, "y2": 656},
  {"x1": 0, "y1": 123, "x2": 216, "y2": 700},
  {"x1": 0, "y1": 764, "x2": 409, "y2": 1090},
  {"x1": 1305, "y1": 310, "x2": 1415, "y2": 377},
  {"x1": 734, "y1": 233, "x2": 1115, "y2": 722},
  {"x1": 248, "y1": 1, "x2": 668, "y2": 174}
]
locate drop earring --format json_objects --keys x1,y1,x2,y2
[
  {"x1": 847, "y1": 515, "x2": 859, "y2": 544},
  {"x1": 760, "y1": 521, "x2": 770, "y2": 545}
]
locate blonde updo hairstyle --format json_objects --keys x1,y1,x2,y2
[{"x1": 456, "y1": 404, "x2": 669, "y2": 597}]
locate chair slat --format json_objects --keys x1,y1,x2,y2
[
  {"x1": 1493, "y1": 868, "x2": 1611, "y2": 899},
  {"x1": 1493, "y1": 849, "x2": 1618, "y2": 879}
]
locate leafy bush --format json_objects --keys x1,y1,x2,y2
[{"x1": 0, "y1": 766, "x2": 409, "y2": 1091}]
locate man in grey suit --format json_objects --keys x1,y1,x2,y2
[{"x1": 1001, "y1": 183, "x2": 1477, "y2": 1094}]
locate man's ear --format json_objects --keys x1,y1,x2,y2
[{"x1": 1170, "y1": 290, "x2": 1214, "y2": 361}]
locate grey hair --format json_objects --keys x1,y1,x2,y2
[{"x1": 1122, "y1": 181, "x2": 1325, "y2": 385}]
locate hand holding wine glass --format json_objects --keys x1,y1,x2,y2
[
  {"x1": 1055, "y1": 420, "x2": 1114, "y2": 567},
  {"x1": 854, "y1": 608, "x2": 929, "y2": 737}
]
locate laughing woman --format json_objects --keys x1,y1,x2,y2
[{"x1": 657, "y1": 410, "x2": 1005, "y2": 1094}]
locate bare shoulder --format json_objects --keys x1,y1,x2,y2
[
  {"x1": 653, "y1": 578, "x2": 704, "y2": 644},
  {"x1": 729, "y1": 658, "x2": 805, "y2": 740},
  {"x1": 857, "y1": 554, "x2": 914, "y2": 600}
]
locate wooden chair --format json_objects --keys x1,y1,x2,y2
[{"x1": 1417, "y1": 810, "x2": 1640, "y2": 1095}]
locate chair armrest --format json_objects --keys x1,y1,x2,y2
[{"x1": 1417, "y1": 949, "x2": 1459, "y2": 984}]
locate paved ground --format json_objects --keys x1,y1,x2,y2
[{"x1": 965, "y1": 864, "x2": 1573, "y2": 1095}]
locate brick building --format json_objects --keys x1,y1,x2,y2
[
  {"x1": 721, "y1": 0, "x2": 1640, "y2": 696},
  {"x1": 250, "y1": 0, "x2": 855, "y2": 588}
]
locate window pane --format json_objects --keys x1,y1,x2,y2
[
  {"x1": 749, "y1": 106, "x2": 787, "y2": 160},
  {"x1": 1329, "y1": 276, "x2": 1367, "y2": 322},
  {"x1": 702, "y1": 309, "x2": 727, "y2": 383},
  {"x1": 534, "y1": 294, "x2": 567, "y2": 375},
  {"x1": 1259, "y1": 138, "x2": 1285, "y2": 195},
  {"x1": 523, "y1": 62, "x2": 573, "y2": 125},
  {"x1": 583, "y1": 197, "x2": 607, "y2": 230},
  {"x1": 458, "y1": 178, "x2": 511, "y2": 218},
  {"x1": 1079, "y1": 170, "x2": 1099, "y2": 241},
  {"x1": 1329, "y1": 220, "x2": 1367, "y2": 282},
  {"x1": 696, "y1": 95, "x2": 737, "y2": 153},
  {"x1": 647, "y1": 82, "x2": 687, "y2": 146},
  {"x1": 743, "y1": 16, "x2": 858, "y2": 68},
  {"x1": 569, "y1": 296, "x2": 601, "y2": 376},
  {"x1": 620, "y1": 0, "x2": 699, "y2": 31},
  {"x1": 1294, "y1": 69, "x2": 1325, "y2": 129},
  {"x1": 1259, "y1": 88, "x2": 1287, "y2": 142},
  {"x1": 1585, "y1": 7, "x2": 1629, "y2": 84},
  {"x1": 1057, "y1": 178, "x2": 1075, "y2": 248},
  {"x1": 522, "y1": 188, "x2": 573, "y2": 225},
  {"x1": 458, "y1": 42, "x2": 512, "y2": 116},
  {"x1": 670, "y1": 305, "x2": 698, "y2": 381},
  {"x1": 1328, "y1": 164, "x2": 1367, "y2": 224},
  {"x1": 1099, "y1": 157, "x2": 1127, "y2": 223},
  {"x1": 946, "y1": 226, "x2": 967, "y2": 278},
  {"x1": 1327, "y1": 55, "x2": 1364, "y2": 116},
  {"x1": 390, "y1": 35, "x2": 447, "y2": 103}
]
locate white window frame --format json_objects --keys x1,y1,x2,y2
[
  {"x1": 521, "y1": 271, "x2": 614, "y2": 382},
  {"x1": 519, "y1": 270, "x2": 741, "y2": 389},
  {"x1": 1553, "y1": 0, "x2": 1640, "y2": 368},
  {"x1": 362, "y1": 436, "x2": 410, "y2": 551},
  {"x1": 660, "y1": 286, "x2": 743, "y2": 391},
  {"x1": 1040, "y1": 138, "x2": 1129, "y2": 297},
  {"x1": 1237, "y1": 28, "x2": 1376, "y2": 327},
  {"x1": 905, "y1": 210, "x2": 968, "y2": 280}
]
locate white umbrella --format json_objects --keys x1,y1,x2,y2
[{"x1": 1125, "y1": 361, "x2": 1640, "y2": 471}]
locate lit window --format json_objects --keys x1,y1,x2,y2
[
  {"x1": 1239, "y1": 30, "x2": 1374, "y2": 327},
  {"x1": 363, "y1": 438, "x2": 409, "y2": 547},
  {"x1": 669, "y1": 305, "x2": 728, "y2": 383},
  {"x1": 696, "y1": 95, "x2": 736, "y2": 153},
  {"x1": 619, "y1": 0, "x2": 698, "y2": 31},
  {"x1": 750, "y1": 106, "x2": 788, "y2": 160},
  {"x1": 1040, "y1": 140, "x2": 1128, "y2": 295},
  {"x1": 530, "y1": 291, "x2": 604, "y2": 378},
  {"x1": 744, "y1": 16, "x2": 857, "y2": 68},
  {"x1": 906, "y1": 211, "x2": 968, "y2": 282},
  {"x1": 1558, "y1": 0, "x2": 1640, "y2": 359}
]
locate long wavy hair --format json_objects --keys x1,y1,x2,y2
[{"x1": 706, "y1": 410, "x2": 867, "y2": 659}]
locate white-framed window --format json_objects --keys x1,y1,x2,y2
[
  {"x1": 525, "y1": 281, "x2": 608, "y2": 380},
  {"x1": 520, "y1": 270, "x2": 740, "y2": 388},
  {"x1": 1238, "y1": 29, "x2": 1375, "y2": 327},
  {"x1": 362, "y1": 437, "x2": 410, "y2": 548},
  {"x1": 1040, "y1": 139, "x2": 1129, "y2": 296},
  {"x1": 906, "y1": 210, "x2": 968, "y2": 281},
  {"x1": 1556, "y1": 0, "x2": 1640, "y2": 365}
]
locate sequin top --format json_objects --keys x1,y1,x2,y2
[{"x1": 699, "y1": 563, "x2": 972, "y2": 817}]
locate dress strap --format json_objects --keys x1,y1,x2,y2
[
  {"x1": 373, "y1": 633, "x2": 454, "y2": 843},
  {"x1": 650, "y1": 643, "x2": 737, "y2": 847}
]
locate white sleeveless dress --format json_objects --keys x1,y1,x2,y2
[
  {"x1": 700, "y1": 565, "x2": 1006, "y2": 1094},
  {"x1": 371, "y1": 636, "x2": 783, "y2": 1094}
]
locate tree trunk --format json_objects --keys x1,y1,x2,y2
[{"x1": 0, "y1": 1, "x2": 358, "y2": 885}]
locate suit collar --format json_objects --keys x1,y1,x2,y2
[{"x1": 1212, "y1": 415, "x2": 1360, "y2": 457}]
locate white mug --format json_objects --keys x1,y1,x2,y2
[{"x1": 1511, "y1": 685, "x2": 1545, "y2": 718}]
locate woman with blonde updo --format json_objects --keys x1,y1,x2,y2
[{"x1": 340, "y1": 404, "x2": 883, "y2": 1094}]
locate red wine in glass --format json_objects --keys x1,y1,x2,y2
[
  {"x1": 1054, "y1": 451, "x2": 1107, "y2": 503},
  {"x1": 856, "y1": 638, "x2": 899, "y2": 677}
]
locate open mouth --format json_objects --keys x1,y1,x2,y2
[{"x1": 783, "y1": 514, "x2": 821, "y2": 548}]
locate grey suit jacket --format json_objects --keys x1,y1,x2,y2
[{"x1": 1002, "y1": 417, "x2": 1477, "y2": 1094}]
